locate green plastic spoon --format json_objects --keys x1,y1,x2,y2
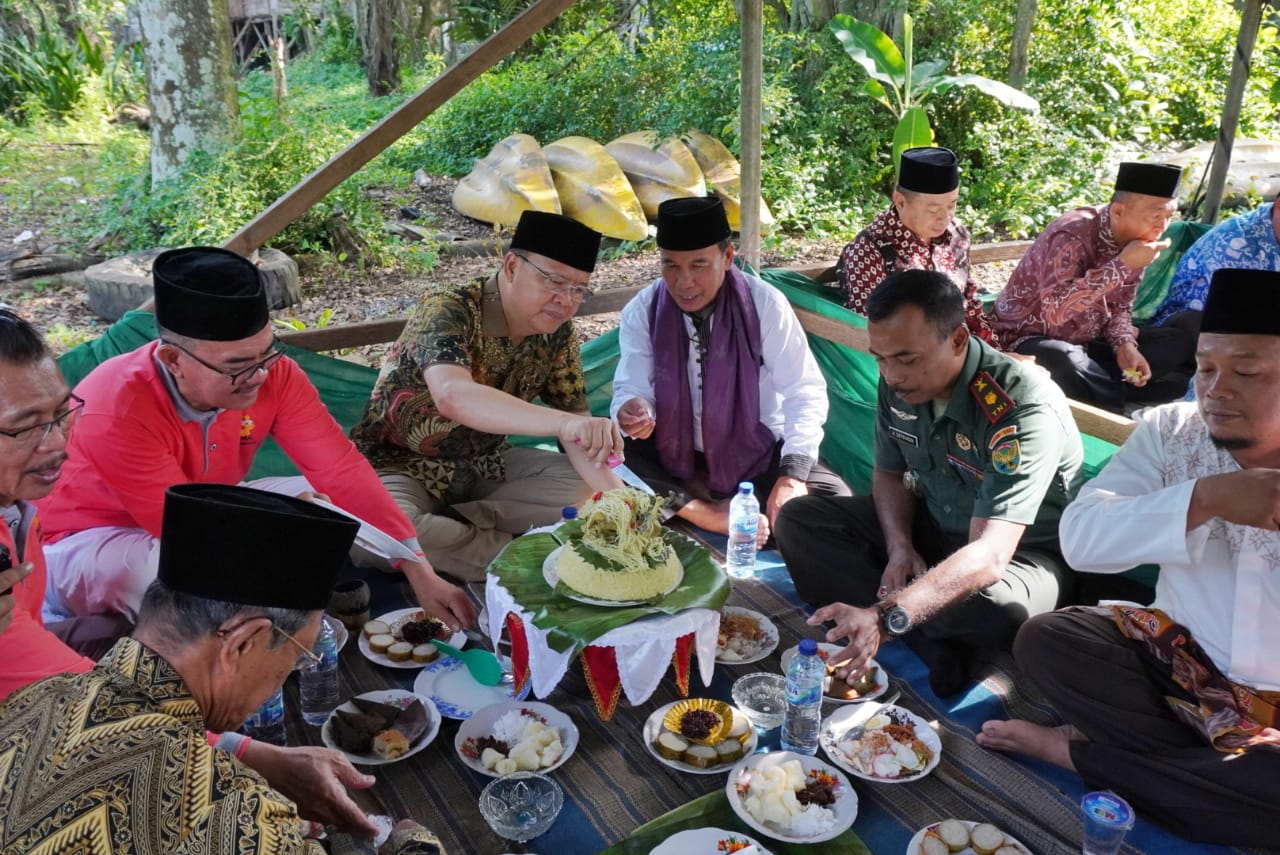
[{"x1": 431, "y1": 638, "x2": 504, "y2": 686}]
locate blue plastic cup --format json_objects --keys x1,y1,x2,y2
[{"x1": 1081, "y1": 791, "x2": 1134, "y2": 855}]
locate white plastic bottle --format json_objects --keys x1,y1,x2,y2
[
  {"x1": 781, "y1": 638, "x2": 823, "y2": 754},
  {"x1": 725, "y1": 482, "x2": 759, "y2": 579},
  {"x1": 299, "y1": 617, "x2": 339, "y2": 725}
]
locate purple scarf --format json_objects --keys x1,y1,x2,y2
[{"x1": 650, "y1": 265, "x2": 777, "y2": 496}]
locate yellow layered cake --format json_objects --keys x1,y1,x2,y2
[{"x1": 556, "y1": 488, "x2": 681, "y2": 601}]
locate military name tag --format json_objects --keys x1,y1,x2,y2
[{"x1": 888, "y1": 425, "x2": 919, "y2": 446}]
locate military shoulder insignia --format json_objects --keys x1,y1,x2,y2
[
  {"x1": 890, "y1": 406, "x2": 918, "y2": 421},
  {"x1": 991, "y1": 439, "x2": 1022, "y2": 475},
  {"x1": 970, "y1": 371, "x2": 1015, "y2": 424}
]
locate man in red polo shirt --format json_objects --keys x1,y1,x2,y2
[{"x1": 38, "y1": 247, "x2": 472, "y2": 630}]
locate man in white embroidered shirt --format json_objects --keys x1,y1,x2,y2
[
  {"x1": 978, "y1": 267, "x2": 1280, "y2": 848},
  {"x1": 610, "y1": 196, "x2": 850, "y2": 537}
]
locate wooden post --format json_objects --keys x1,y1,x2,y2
[
  {"x1": 1202, "y1": 0, "x2": 1265, "y2": 225},
  {"x1": 221, "y1": 0, "x2": 579, "y2": 257},
  {"x1": 739, "y1": 0, "x2": 763, "y2": 271}
]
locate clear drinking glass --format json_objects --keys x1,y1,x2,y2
[
  {"x1": 732, "y1": 672, "x2": 788, "y2": 731},
  {"x1": 479, "y1": 772, "x2": 563, "y2": 842}
]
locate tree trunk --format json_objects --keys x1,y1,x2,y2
[
  {"x1": 1008, "y1": 0, "x2": 1037, "y2": 89},
  {"x1": 357, "y1": 0, "x2": 406, "y2": 96},
  {"x1": 50, "y1": 0, "x2": 81, "y2": 40},
  {"x1": 840, "y1": 0, "x2": 903, "y2": 39},
  {"x1": 137, "y1": 0, "x2": 240, "y2": 184},
  {"x1": 789, "y1": 0, "x2": 835, "y2": 32}
]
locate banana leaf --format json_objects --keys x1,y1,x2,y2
[{"x1": 488, "y1": 530, "x2": 731, "y2": 654}]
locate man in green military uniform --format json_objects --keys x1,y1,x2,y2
[{"x1": 774, "y1": 270, "x2": 1084, "y2": 696}]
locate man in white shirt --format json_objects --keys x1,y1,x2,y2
[
  {"x1": 977, "y1": 267, "x2": 1280, "y2": 847},
  {"x1": 611, "y1": 197, "x2": 849, "y2": 536}
]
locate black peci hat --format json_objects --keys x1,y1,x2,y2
[
  {"x1": 1200, "y1": 268, "x2": 1280, "y2": 337},
  {"x1": 656, "y1": 196, "x2": 732, "y2": 251},
  {"x1": 153, "y1": 247, "x2": 269, "y2": 341},
  {"x1": 509, "y1": 211, "x2": 602, "y2": 273},
  {"x1": 898, "y1": 147, "x2": 960, "y2": 194},
  {"x1": 1114, "y1": 162, "x2": 1183, "y2": 199},
  {"x1": 157, "y1": 484, "x2": 358, "y2": 611}
]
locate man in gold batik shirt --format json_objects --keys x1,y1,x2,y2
[{"x1": 0, "y1": 484, "x2": 444, "y2": 854}]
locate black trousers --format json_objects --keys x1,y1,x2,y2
[
  {"x1": 621, "y1": 435, "x2": 851, "y2": 513},
  {"x1": 1015, "y1": 321, "x2": 1196, "y2": 412},
  {"x1": 773, "y1": 494, "x2": 1072, "y2": 651},
  {"x1": 1015, "y1": 609, "x2": 1280, "y2": 847}
]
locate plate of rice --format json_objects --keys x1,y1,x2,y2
[
  {"x1": 726, "y1": 751, "x2": 857, "y2": 844},
  {"x1": 455, "y1": 700, "x2": 579, "y2": 777},
  {"x1": 820, "y1": 703, "x2": 941, "y2": 783},
  {"x1": 716, "y1": 607, "x2": 779, "y2": 665}
]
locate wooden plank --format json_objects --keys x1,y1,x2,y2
[
  {"x1": 221, "y1": 0, "x2": 579, "y2": 258},
  {"x1": 1067, "y1": 400, "x2": 1136, "y2": 445},
  {"x1": 1202, "y1": 0, "x2": 1265, "y2": 224},
  {"x1": 738, "y1": 0, "x2": 763, "y2": 271},
  {"x1": 780, "y1": 239, "x2": 1035, "y2": 286}
]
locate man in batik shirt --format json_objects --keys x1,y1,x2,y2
[
  {"x1": 992, "y1": 162, "x2": 1193, "y2": 410},
  {"x1": 0, "y1": 484, "x2": 444, "y2": 854},
  {"x1": 835, "y1": 146, "x2": 997, "y2": 345},
  {"x1": 352, "y1": 211, "x2": 623, "y2": 580}
]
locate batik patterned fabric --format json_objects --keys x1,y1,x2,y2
[
  {"x1": 992, "y1": 205, "x2": 1143, "y2": 351},
  {"x1": 351, "y1": 277, "x2": 588, "y2": 499},
  {"x1": 834, "y1": 206, "x2": 997, "y2": 344},
  {"x1": 0, "y1": 638, "x2": 318, "y2": 854},
  {"x1": 1152, "y1": 203, "x2": 1280, "y2": 325}
]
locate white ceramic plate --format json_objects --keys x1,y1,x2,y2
[
  {"x1": 311, "y1": 498, "x2": 420, "y2": 564},
  {"x1": 716, "y1": 607, "x2": 780, "y2": 665},
  {"x1": 357, "y1": 607, "x2": 466, "y2": 670},
  {"x1": 648, "y1": 828, "x2": 773, "y2": 855},
  {"x1": 642, "y1": 700, "x2": 759, "y2": 776},
  {"x1": 905, "y1": 820, "x2": 1031, "y2": 855},
  {"x1": 320, "y1": 689, "x2": 440, "y2": 767},
  {"x1": 819, "y1": 703, "x2": 942, "y2": 784},
  {"x1": 541, "y1": 545, "x2": 682, "y2": 607},
  {"x1": 454, "y1": 700, "x2": 579, "y2": 777},
  {"x1": 779, "y1": 642, "x2": 890, "y2": 703},
  {"x1": 726, "y1": 751, "x2": 857, "y2": 844},
  {"x1": 413, "y1": 655, "x2": 530, "y2": 719}
]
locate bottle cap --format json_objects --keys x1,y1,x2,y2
[
  {"x1": 561, "y1": 507, "x2": 578, "y2": 520},
  {"x1": 738, "y1": 482, "x2": 754, "y2": 495},
  {"x1": 798, "y1": 638, "x2": 818, "y2": 656}
]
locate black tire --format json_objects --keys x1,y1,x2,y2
[{"x1": 83, "y1": 247, "x2": 300, "y2": 322}]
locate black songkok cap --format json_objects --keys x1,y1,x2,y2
[
  {"x1": 656, "y1": 196, "x2": 732, "y2": 251},
  {"x1": 153, "y1": 247, "x2": 269, "y2": 341},
  {"x1": 1200, "y1": 268, "x2": 1280, "y2": 336},
  {"x1": 509, "y1": 211, "x2": 602, "y2": 273},
  {"x1": 158, "y1": 484, "x2": 358, "y2": 611},
  {"x1": 1114, "y1": 162, "x2": 1183, "y2": 198},
  {"x1": 898, "y1": 147, "x2": 960, "y2": 194}
]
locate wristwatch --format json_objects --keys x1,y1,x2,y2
[{"x1": 876, "y1": 601, "x2": 912, "y2": 637}]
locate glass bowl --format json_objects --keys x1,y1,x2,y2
[
  {"x1": 478, "y1": 771, "x2": 563, "y2": 842},
  {"x1": 731, "y1": 672, "x2": 787, "y2": 731}
]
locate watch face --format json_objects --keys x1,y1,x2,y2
[{"x1": 886, "y1": 606, "x2": 912, "y2": 635}]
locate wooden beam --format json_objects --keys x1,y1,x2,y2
[
  {"x1": 221, "y1": 0, "x2": 579, "y2": 257},
  {"x1": 1066, "y1": 399, "x2": 1135, "y2": 446},
  {"x1": 783, "y1": 239, "x2": 1035, "y2": 285},
  {"x1": 739, "y1": 0, "x2": 763, "y2": 271},
  {"x1": 1202, "y1": 0, "x2": 1265, "y2": 224}
]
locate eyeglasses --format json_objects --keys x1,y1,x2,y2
[
  {"x1": 163, "y1": 337, "x2": 287, "y2": 387},
  {"x1": 0, "y1": 394, "x2": 84, "y2": 448},
  {"x1": 515, "y1": 253, "x2": 594, "y2": 302},
  {"x1": 273, "y1": 623, "x2": 322, "y2": 668}
]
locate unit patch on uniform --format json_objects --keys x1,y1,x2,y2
[
  {"x1": 890, "y1": 406, "x2": 918, "y2": 421},
  {"x1": 991, "y1": 439, "x2": 1021, "y2": 474},
  {"x1": 955, "y1": 433, "x2": 973, "y2": 452},
  {"x1": 887, "y1": 425, "x2": 919, "y2": 447},
  {"x1": 970, "y1": 371, "x2": 1015, "y2": 424},
  {"x1": 988, "y1": 424, "x2": 1018, "y2": 450}
]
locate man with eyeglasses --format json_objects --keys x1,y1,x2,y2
[
  {"x1": 350, "y1": 210, "x2": 624, "y2": 580},
  {"x1": 0, "y1": 483, "x2": 446, "y2": 853},
  {"x1": 37, "y1": 246, "x2": 473, "y2": 631},
  {"x1": 612, "y1": 196, "x2": 849, "y2": 538}
]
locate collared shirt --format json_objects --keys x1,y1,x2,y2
[
  {"x1": 37, "y1": 342, "x2": 418, "y2": 547},
  {"x1": 610, "y1": 272, "x2": 829, "y2": 472},
  {"x1": 1152, "y1": 203, "x2": 1280, "y2": 325},
  {"x1": 993, "y1": 205, "x2": 1143, "y2": 351},
  {"x1": 0, "y1": 638, "x2": 445, "y2": 854},
  {"x1": 834, "y1": 206, "x2": 996, "y2": 345},
  {"x1": 0, "y1": 500, "x2": 93, "y2": 702},
  {"x1": 1060, "y1": 402, "x2": 1280, "y2": 691},
  {"x1": 874, "y1": 337, "x2": 1084, "y2": 545},
  {"x1": 351, "y1": 276, "x2": 588, "y2": 498}
]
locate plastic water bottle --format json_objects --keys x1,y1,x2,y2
[
  {"x1": 781, "y1": 638, "x2": 824, "y2": 754},
  {"x1": 300, "y1": 618, "x2": 340, "y2": 726},
  {"x1": 725, "y1": 482, "x2": 759, "y2": 579},
  {"x1": 243, "y1": 688, "x2": 286, "y2": 745},
  {"x1": 561, "y1": 506, "x2": 578, "y2": 522}
]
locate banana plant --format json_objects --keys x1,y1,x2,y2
[{"x1": 828, "y1": 13, "x2": 1040, "y2": 180}]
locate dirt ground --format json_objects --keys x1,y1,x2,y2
[{"x1": 0, "y1": 174, "x2": 1015, "y2": 363}]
